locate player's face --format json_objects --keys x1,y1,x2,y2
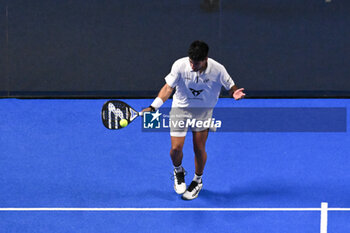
[{"x1": 189, "y1": 58, "x2": 207, "y2": 72}]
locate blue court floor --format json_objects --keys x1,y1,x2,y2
[{"x1": 0, "y1": 98, "x2": 349, "y2": 233}]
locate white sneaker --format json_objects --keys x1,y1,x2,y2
[
  {"x1": 173, "y1": 169, "x2": 186, "y2": 194},
  {"x1": 182, "y1": 180, "x2": 203, "y2": 200}
]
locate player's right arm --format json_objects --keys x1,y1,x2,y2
[
  {"x1": 141, "y1": 83, "x2": 174, "y2": 113},
  {"x1": 157, "y1": 83, "x2": 174, "y2": 102}
]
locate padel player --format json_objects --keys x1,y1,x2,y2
[{"x1": 142, "y1": 41, "x2": 245, "y2": 200}]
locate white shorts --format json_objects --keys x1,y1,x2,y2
[{"x1": 169, "y1": 107, "x2": 214, "y2": 137}]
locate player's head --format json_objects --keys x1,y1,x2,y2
[
  {"x1": 188, "y1": 40, "x2": 209, "y2": 71},
  {"x1": 188, "y1": 40, "x2": 209, "y2": 61}
]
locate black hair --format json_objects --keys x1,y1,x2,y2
[{"x1": 188, "y1": 40, "x2": 209, "y2": 61}]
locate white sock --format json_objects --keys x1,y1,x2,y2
[
  {"x1": 193, "y1": 173, "x2": 202, "y2": 183},
  {"x1": 174, "y1": 165, "x2": 183, "y2": 173}
]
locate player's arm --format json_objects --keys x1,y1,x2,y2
[
  {"x1": 157, "y1": 83, "x2": 174, "y2": 103},
  {"x1": 219, "y1": 66, "x2": 245, "y2": 100},
  {"x1": 229, "y1": 85, "x2": 246, "y2": 100},
  {"x1": 142, "y1": 83, "x2": 174, "y2": 113}
]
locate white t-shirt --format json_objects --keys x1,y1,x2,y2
[{"x1": 165, "y1": 57, "x2": 235, "y2": 108}]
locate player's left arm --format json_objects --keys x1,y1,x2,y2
[
  {"x1": 229, "y1": 85, "x2": 246, "y2": 100},
  {"x1": 219, "y1": 65, "x2": 245, "y2": 100}
]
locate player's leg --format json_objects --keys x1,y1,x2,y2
[
  {"x1": 182, "y1": 129, "x2": 208, "y2": 200},
  {"x1": 169, "y1": 107, "x2": 189, "y2": 195},
  {"x1": 170, "y1": 135, "x2": 187, "y2": 194},
  {"x1": 193, "y1": 129, "x2": 209, "y2": 176},
  {"x1": 170, "y1": 136, "x2": 185, "y2": 167}
]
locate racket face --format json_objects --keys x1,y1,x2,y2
[{"x1": 101, "y1": 100, "x2": 138, "y2": 130}]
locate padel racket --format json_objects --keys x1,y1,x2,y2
[{"x1": 101, "y1": 100, "x2": 140, "y2": 130}]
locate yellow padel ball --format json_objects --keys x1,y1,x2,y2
[{"x1": 119, "y1": 119, "x2": 128, "y2": 128}]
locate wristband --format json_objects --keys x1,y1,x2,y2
[
  {"x1": 149, "y1": 105, "x2": 156, "y2": 111},
  {"x1": 150, "y1": 97, "x2": 164, "y2": 110}
]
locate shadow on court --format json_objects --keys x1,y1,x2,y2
[{"x1": 200, "y1": 183, "x2": 298, "y2": 203}]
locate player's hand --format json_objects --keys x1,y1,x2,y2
[
  {"x1": 140, "y1": 107, "x2": 153, "y2": 116},
  {"x1": 233, "y1": 88, "x2": 246, "y2": 100}
]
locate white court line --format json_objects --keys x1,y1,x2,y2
[
  {"x1": 321, "y1": 202, "x2": 328, "y2": 233},
  {"x1": 328, "y1": 208, "x2": 350, "y2": 211},
  {"x1": 0, "y1": 208, "x2": 348, "y2": 211},
  {"x1": 1, "y1": 208, "x2": 349, "y2": 211},
  {"x1": 0, "y1": 203, "x2": 349, "y2": 212},
  {"x1": 4, "y1": 203, "x2": 350, "y2": 233},
  {"x1": 0, "y1": 207, "x2": 323, "y2": 211}
]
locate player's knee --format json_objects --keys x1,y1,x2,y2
[{"x1": 170, "y1": 145, "x2": 183, "y2": 155}]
